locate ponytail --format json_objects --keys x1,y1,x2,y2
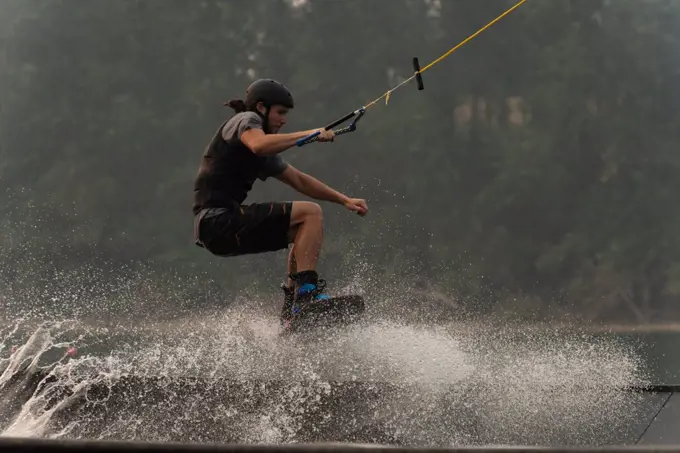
[{"x1": 224, "y1": 99, "x2": 247, "y2": 113}]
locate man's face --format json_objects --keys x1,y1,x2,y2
[
  {"x1": 257, "y1": 102, "x2": 289, "y2": 133},
  {"x1": 267, "y1": 104, "x2": 289, "y2": 133}
]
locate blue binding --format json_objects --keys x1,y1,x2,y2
[{"x1": 298, "y1": 283, "x2": 330, "y2": 301}]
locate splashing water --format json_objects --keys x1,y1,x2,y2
[
  {"x1": 0, "y1": 254, "x2": 655, "y2": 446},
  {"x1": 0, "y1": 303, "x2": 654, "y2": 447}
]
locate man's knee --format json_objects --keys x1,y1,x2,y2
[
  {"x1": 306, "y1": 202, "x2": 323, "y2": 222},
  {"x1": 291, "y1": 201, "x2": 323, "y2": 224}
]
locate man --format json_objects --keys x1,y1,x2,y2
[{"x1": 193, "y1": 79, "x2": 368, "y2": 328}]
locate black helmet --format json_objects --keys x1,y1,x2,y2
[{"x1": 245, "y1": 79, "x2": 294, "y2": 111}]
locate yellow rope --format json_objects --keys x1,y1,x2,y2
[{"x1": 363, "y1": 0, "x2": 528, "y2": 109}]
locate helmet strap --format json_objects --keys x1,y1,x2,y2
[
  {"x1": 252, "y1": 103, "x2": 271, "y2": 133},
  {"x1": 260, "y1": 105, "x2": 271, "y2": 134}
]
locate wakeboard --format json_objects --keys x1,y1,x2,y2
[{"x1": 281, "y1": 294, "x2": 365, "y2": 334}]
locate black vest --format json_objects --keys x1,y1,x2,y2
[{"x1": 192, "y1": 119, "x2": 265, "y2": 215}]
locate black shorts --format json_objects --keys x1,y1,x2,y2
[{"x1": 194, "y1": 202, "x2": 293, "y2": 257}]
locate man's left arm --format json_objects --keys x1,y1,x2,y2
[
  {"x1": 275, "y1": 165, "x2": 368, "y2": 215},
  {"x1": 276, "y1": 165, "x2": 348, "y2": 204}
]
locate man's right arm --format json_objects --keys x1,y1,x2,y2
[{"x1": 241, "y1": 128, "x2": 324, "y2": 156}]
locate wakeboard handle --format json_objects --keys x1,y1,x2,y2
[{"x1": 296, "y1": 108, "x2": 366, "y2": 147}]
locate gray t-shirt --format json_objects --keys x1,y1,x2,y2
[{"x1": 221, "y1": 112, "x2": 288, "y2": 180}]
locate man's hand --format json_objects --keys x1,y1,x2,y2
[
  {"x1": 315, "y1": 128, "x2": 335, "y2": 143},
  {"x1": 343, "y1": 198, "x2": 368, "y2": 216}
]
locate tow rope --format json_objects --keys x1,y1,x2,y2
[{"x1": 296, "y1": 0, "x2": 528, "y2": 147}]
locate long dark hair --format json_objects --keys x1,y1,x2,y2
[{"x1": 224, "y1": 99, "x2": 247, "y2": 113}]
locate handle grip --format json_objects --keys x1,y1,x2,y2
[
  {"x1": 296, "y1": 131, "x2": 320, "y2": 147},
  {"x1": 296, "y1": 124, "x2": 357, "y2": 146}
]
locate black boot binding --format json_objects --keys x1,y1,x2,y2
[{"x1": 279, "y1": 271, "x2": 329, "y2": 330}]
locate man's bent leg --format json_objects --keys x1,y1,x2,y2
[
  {"x1": 289, "y1": 201, "x2": 324, "y2": 273},
  {"x1": 284, "y1": 201, "x2": 329, "y2": 314}
]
